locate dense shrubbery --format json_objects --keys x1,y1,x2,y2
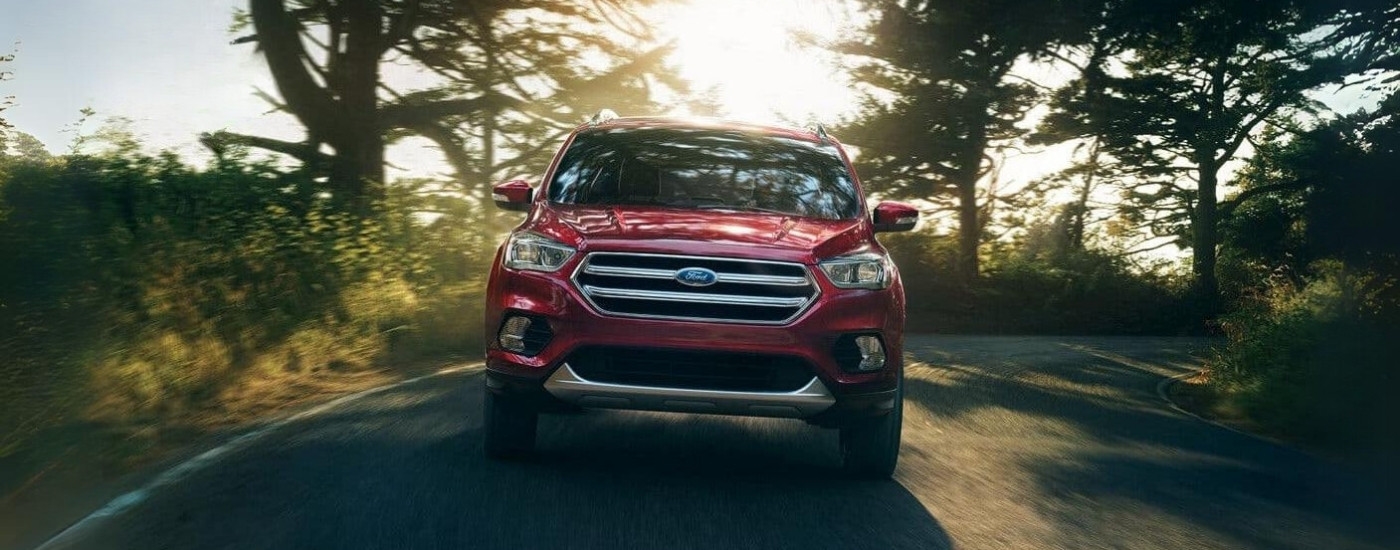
[
  {"x1": 883, "y1": 231, "x2": 1197, "y2": 335},
  {"x1": 1206, "y1": 102, "x2": 1400, "y2": 453},
  {"x1": 0, "y1": 140, "x2": 492, "y2": 457},
  {"x1": 1211, "y1": 264, "x2": 1398, "y2": 452}
]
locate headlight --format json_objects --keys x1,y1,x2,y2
[
  {"x1": 504, "y1": 232, "x2": 575, "y2": 272},
  {"x1": 819, "y1": 253, "x2": 889, "y2": 290}
]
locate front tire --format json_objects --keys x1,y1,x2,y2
[
  {"x1": 483, "y1": 388, "x2": 538, "y2": 459},
  {"x1": 839, "y1": 376, "x2": 903, "y2": 478}
]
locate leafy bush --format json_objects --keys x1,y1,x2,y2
[
  {"x1": 1211, "y1": 262, "x2": 1399, "y2": 451},
  {"x1": 0, "y1": 143, "x2": 489, "y2": 456},
  {"x1": 883, "y1": 231, "x2": 1195, "y2": 334},
  {"x1": 979, "y1": 249, "x2": 1193, "y2": 334}
]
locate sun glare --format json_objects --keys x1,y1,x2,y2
[{"x1": 652, "y1": 0, "x2": 861, "y2": 125}]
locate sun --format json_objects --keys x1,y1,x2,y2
[{"x1": 650, "y1": 0, "x2": 862, "y2": 125}]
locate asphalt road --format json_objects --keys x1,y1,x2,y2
[{"x1": 28, "y1": 336, "x2": 1398, "y2": 549}]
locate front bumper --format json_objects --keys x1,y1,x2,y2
[
  {"x1": 483, "y1": 259, "x2": 905, "y2": 422},
  {"x1": 543, "y1": 362, "x2": 836, "y2": 418},
  {"x1": 486, "y1": 369, "x2": 898, "y2": 426}
]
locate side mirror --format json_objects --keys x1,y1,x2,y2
[
  {"x1": 872, "y1": 201, "x2": 918, "y2": 233},
  {"x1": 492, "y1": 180, "x2": 534, "y2": 212}
]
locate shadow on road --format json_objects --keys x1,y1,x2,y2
[
  {"x1": 513, "y1": 409, "x2": 955, "y2": 550},
  {"x1": 1029, "y1": 452, "x2": 1394, "y2": 549},
  {"x1": 80, "y1": 371, "x2": 952, "y2": 550},
  {"x1": 902, "y1": 340, "x2": 1395, "y2": 549}
]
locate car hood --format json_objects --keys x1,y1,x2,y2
[{"x1": 534, "y1": 205, "x2": 869, "y2": 258}]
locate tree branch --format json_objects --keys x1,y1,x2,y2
[
  {"x1": 382, "y1": 0, "x2": 420, "y2": 54},
  {"x1": 199, "y1": 130, "x2": 331, "y2": 167},
  {"x1": 380, "y1": 94, "x2": 524, "y2": 129},
  {"x1": 491, "y1": 127, "x2": 572, "y2": 174},
  {"x1": 1219, "y1": 180, "x2": 1307, "y2": 218},
  {"x1": 1114, "y1": 238, "x2": 1180, "y2": 257},
  {"x1": 248, "y1": 0, "x2": 339, "y2": 139},
  {"x1": 1215, "y1": 96, "x2": 1289, "y2": 167}
]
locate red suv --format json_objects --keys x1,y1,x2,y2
[{"x1": 483, "y1": 115, "x2": 918, "y2": 477}]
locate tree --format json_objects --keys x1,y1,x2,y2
[
  {"x1": 1026, "y1": 138, "x2": 1128, "y2": 254},
  {"x1": 1037, "y1": 0, "x2": 1341, "y2": 315},
  {"x1": 833, "y1": 0, "x2": 1096, "y2": 283},
  {"x1": 225, "y1": 0, "x2": 678, "y2": 213},
  {"x1": 1028, "y1": 30, "x2": 1135, "y2": 256},
  {"x1": 1226, "y1": 92, "x2": 1400, "y2": 283},
  {"x1": 1, "y1": 131, "x2": 50, "y2": 162}
]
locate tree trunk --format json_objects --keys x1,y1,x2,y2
[
  {"x1": 952, "y1": 122, "x2": 988, "y2": 284},
  {"x1": 332, "y1": 0, "x2": 385, "y2": 213},
  {"x1": 956, "y1": 178, "x2": 980, "y2": 283},
  {"x1": 1192, "y1": 162, "x2": 1221, "y2": 318},
  {"x1": 1069, "y1": 140, "x2": 1101, "y2": 251},
  {"x1": 482, "y1": 110, "x2": 515, "y2": 233},
  {"x1": 326, "y1": 131, "x2": 384, "y2": 213},
  {"x1": 250, "y1": 0, "x2": 385, "y2": 214}
]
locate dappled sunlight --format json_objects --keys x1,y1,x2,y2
[
  {"x1": 905, "y1": 358, "x2": 1126, "y2": 444},
  {"x1": 898, "y1": 335, "x2": 1391, "y2": 549},
  {"x1": 1060, "y1": 343, "x2": 1216, "y2": 380}
]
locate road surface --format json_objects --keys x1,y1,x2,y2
[{"x1": 25, "y1": 336, "x2": 1397, "y2": 549}]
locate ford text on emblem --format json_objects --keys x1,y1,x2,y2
[{"x1": 675, "y1": 267, "x2": 719, "y2": 287}]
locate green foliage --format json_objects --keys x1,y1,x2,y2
[
  {"x1": 1036, "y1": 0, "x2": 1347, "y2": 312},
  {"x1": 1211, "y1": 263, "x2": 1399, "y2": 451},
  {"x1": 233, "y1": 0, "x2": 682, "y2": 212},
  {"x1": 1222, "y1": 91, "x2": 1400, "y2": 305},
  {"x1": 836, "y1": 0, "x2": 1099, "y2": 280},
  {"x1": 1213, "y1": 87, "x2": 1400, "y2": 452},
  {"x1": 981, "y1": 250, "x2": 1191, "y2": 334},
  {"x1": 1324, "y1": 0, "x2": 1400, "y2": 79},
  {"x1": 883, "y1": 230, "x2": 1194, "y2": 334},
  {"x1": 0, "y1": 139, "x2": 489, "y2": 456}
]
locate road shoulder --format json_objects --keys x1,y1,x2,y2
[{"x1": 0, "y1": 359, "x2": 475, "y2": 550}]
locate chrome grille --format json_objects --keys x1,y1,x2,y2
[{"x1": 571, "y1": 252, "x2": 819, "y2": 324}]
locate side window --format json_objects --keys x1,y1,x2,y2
[{"x1": 551, "y1": 143, "x2": 619, "y2": 204}]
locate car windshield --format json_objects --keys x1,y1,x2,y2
[{"x1": 547, "y1": 127, "x2": 861, "y2": 219}]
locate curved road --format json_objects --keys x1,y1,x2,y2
[{"x1": 28, "y1": 336, "x2": 1397, "y2": 549}]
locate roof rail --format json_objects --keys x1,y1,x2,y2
[{"x1": 588, "y1": 109, "x2": 619, "y2": 127}]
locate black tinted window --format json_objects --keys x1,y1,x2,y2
[{"x1": 547, "y1": 127, "x2": 861, "y2": 219}]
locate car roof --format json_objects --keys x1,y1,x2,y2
[{"x1": 576, "y1": 116, "x2": 833, "y2": 144}]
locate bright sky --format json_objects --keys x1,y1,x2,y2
[
  {"x1": 653, "y1": 0, "x2": 861, "y2": 124},
  {"x1": 0, "y1": 0, "x2": 303, "y2": 156}
]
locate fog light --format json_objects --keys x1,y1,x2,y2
[
  {"x1": 498, "y1": 316, "x2": 532, "y2": 353},
  {"x1": 854, "y1": 335, "x2": 886, "y2": 371}
]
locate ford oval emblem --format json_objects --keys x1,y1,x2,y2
[{"x1": 675, "y1": 267, "x2": 719, "y2": 287}]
